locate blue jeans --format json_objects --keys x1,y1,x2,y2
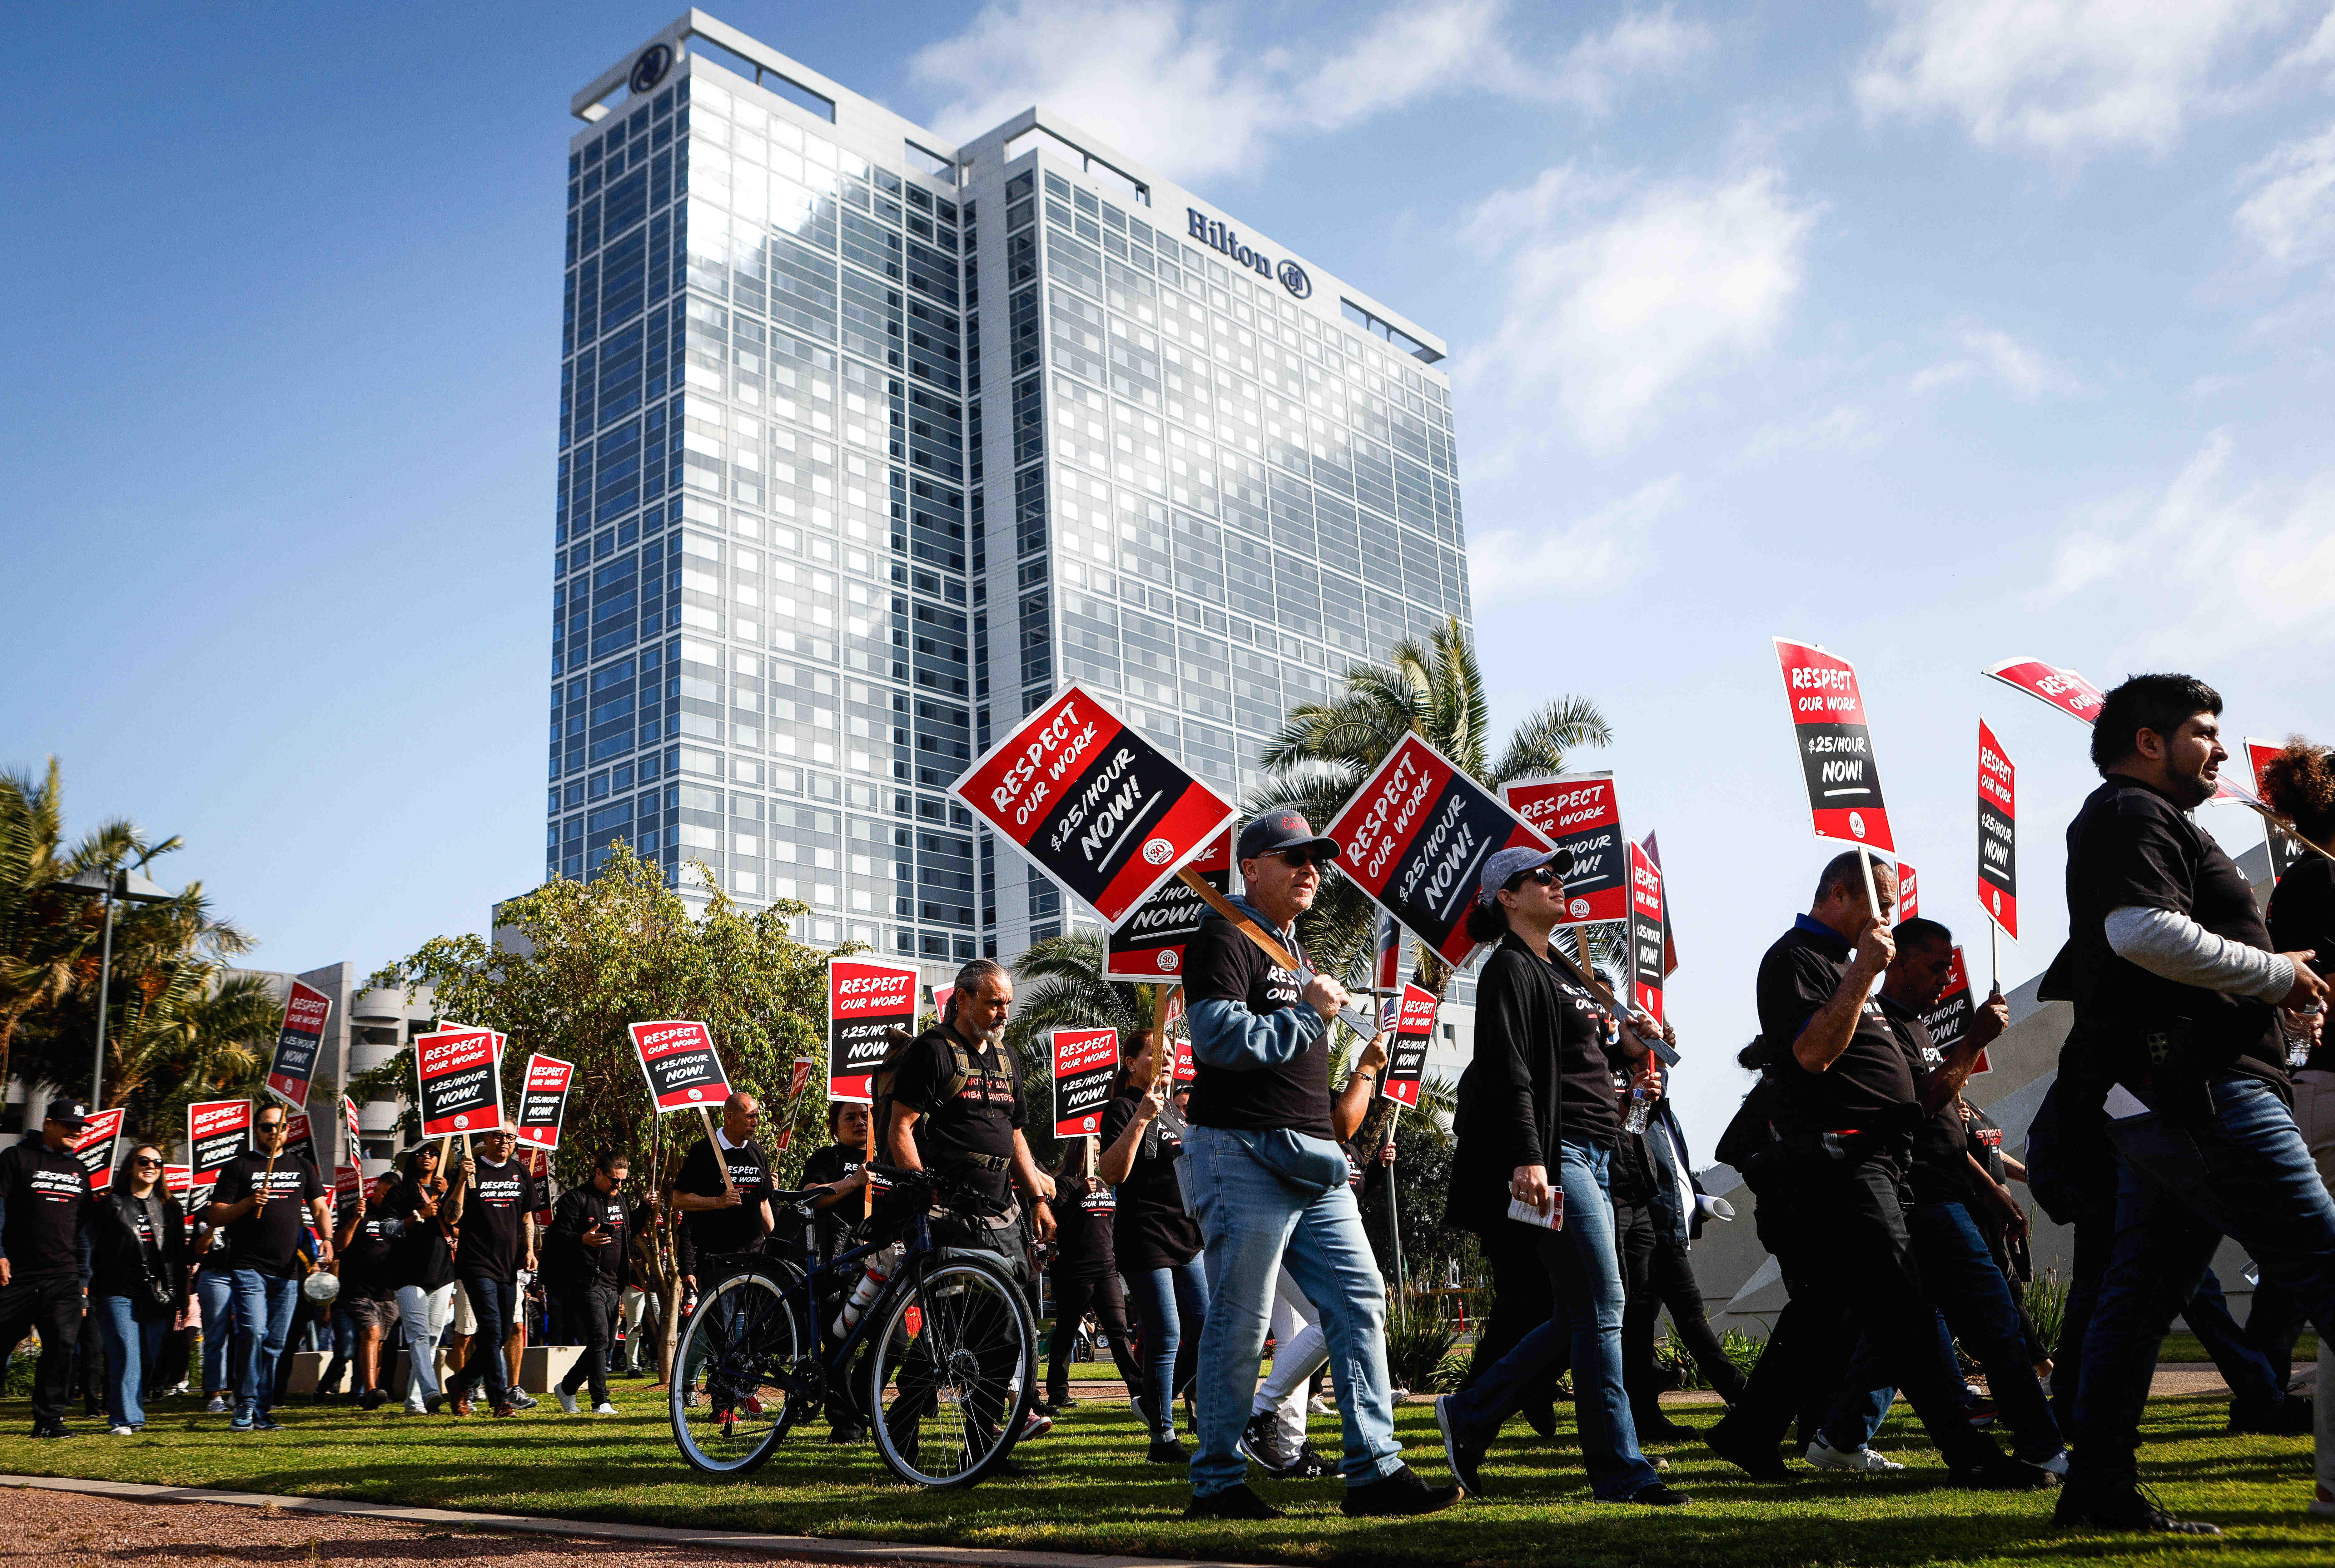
[
  {"x1": 450, "y1": 1275, "x2": 514, "y2": 1406},
  {"x1": 1178, "y1": 1124, "x2": 1401, "y2": 1495},
  {"x1": 228, "y1": 1269, "x2": 301, "y2": 1423},
  {"x1": 1125, "y1": 1258, "x2": 1206, "y2": 1441},
  {"x1": 92, "y1": 1296, "x2": 166, "y2": 1429},
  {"x1": 1439, "y1": 1140, "x2": 1662, "y2": 1500},
  {"x1": 2075, "y1": 1074, "x2": 2335, "y2": 1491},
  {"x1": 196, "y1": 1264, "x2": 236, "y2": 1396}
]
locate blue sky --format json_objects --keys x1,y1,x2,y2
[{"x1": 6, "y1": 2, "x2": 2333, "y2": 1149}]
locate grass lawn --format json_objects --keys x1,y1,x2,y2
[
  {"x1": 2157, "y1": 1332, "x2": 2319, "y2": 1364},
  {"x1": 0, "y1": 1379, "x2": 2327, "y2": 1567}
]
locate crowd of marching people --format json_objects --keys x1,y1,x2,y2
[{"x1": 3, "y1": 669, "x2": 2333, "y2": 1534}]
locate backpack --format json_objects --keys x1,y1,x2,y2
[{"x1": 868, "y1": 1024, "x2": 994, "y2": 1162}]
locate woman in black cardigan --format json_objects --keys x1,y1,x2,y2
[
  {"x1": 1432, "y1": 846, "x2": 1681, "y2": 1505},
  {"x1": 88, "y1": 1142, "x2": 189, "y2": 1433}
]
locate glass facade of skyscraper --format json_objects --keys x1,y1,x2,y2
[{"x1": 550, "y1": 15, "x2": 1467, "y2": 972}]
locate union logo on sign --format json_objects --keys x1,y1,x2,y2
[
  {"x1": 1156, "y1": 950, "x2": 1179, "y2": 973},
  {"x1": 1143, "y1": 837, "x2": 1174, "y2": 865},
  {"x1": 1849, "y1": 811, "x2": 1867, "y2": 839},
  {"x1": 1569, "y1": 898, "x2": 1590, "y2": 918},
  {"x1": 688, "y1": 1087, "x2": 704, "y2": 1101},
  {"x1": 1992, "y1": 889, "x2": 2002, "y2": 914},
  {"x1": 454, "y1": 1114, "x2": 470, "y2": 1130}
]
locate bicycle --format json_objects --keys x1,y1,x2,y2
[{"x1": 667, "y1": 1163, "x2": 1040, "y2": 1488}]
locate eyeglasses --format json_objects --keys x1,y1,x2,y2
[
  {"x1": 1269, "y1": 849, "x2": 1333, "y2": 869},
  {"x1": 1507, "y1": 865, "x2": 1562, "y2": 890},
  {"x1": 132, "y1": 1157, "x2": 163, "y2": 1168},
  {"x1": 257, "y1": 1121, "x2": 286, "y2": 1134}
]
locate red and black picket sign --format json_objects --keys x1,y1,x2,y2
[
  {"x1": 1984, "y1": 656, "x2": 2106, "y2": 726},
  {"x1": 265, "y1": 980, "x2": 333, "y2": 1111},
  {"x1": 1977, "y1": 720, "x2": 2019, "y2": 939},
  {"x1": 187, "y1": 1099, "x2": 251, "y2": 1193},
  {"x1": 2248, "y1": 739, "x2": 2313, "y2": 883},
  {"x1": 282, "y1": 1111, "x2": 321, "y2": 1174},
  {"x1": 515, "y1": 1053, "x2": 576, "y2": 1151},
  {"x1": 628, "y1": 1020, "x2": 732, "y2": 1114},
  {"x1": 1106, "y1": 831, "x2": 1231, "y2": 980},
  {"x1": 163, "y1": 1164, "x2": 191, "y2": 1199},
  {"x1": 1627, "y1": 842, "x2": 1667, "y2": 1027},
  {"x1": 1381, "y1": 984, "x2": 1438, "y2": 1109},
  {"x1": 952, "y1": 684, "x2": 1237, "y2": 927},
  {"x1": 1919, "y1": 946, "x2": 1978, "y2": 1062},
  {"x1": 415, "y1": 1027, "x2": 503, "y2": 1138},
  {"x1": 1775, "y1": 638, "x2": 1895, "y2": 853},
  {"x1": 72, "y1": 1108, "x2": 126, "y2": 1194},
  {"x1": 1051, "y1": 1026, "x2": 1120, "y2": 1138},
  {"x1": 1895, "y1": 859, "x2": 1920, "y2": 921},
  {"x1": 827, "y1": 958, "x2": 920, "y2": 1103},
  {"x1": 1325, "y1": 733, "x2": 1552, "y2": 967},
  {"x1": 1501, "y1": 773, "x2": 1627, "y2": 927}
]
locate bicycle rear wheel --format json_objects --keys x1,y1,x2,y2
[
  {"x1": 863, "y1": 1252, "x2": 1037, "y2": 1488},
  {"x1": 669, "y1": 1269, "x2": 800, "y2": 1476}
]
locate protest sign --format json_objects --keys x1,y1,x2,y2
[
  {"x1": 827, "y1": 958, "x2": 919, "y2": 1102},
  {"x1": 1051, "y1": 1027, "x2": 1120, "y2": 1139},
  {"x1": 264, "y1": 980, "x2": 332, "y2": 1111},
  {"x1": 72, "y1": 1107, "x2": 126, "y2": 1194},
  {"x1": 163, "y1": 1164, "x2": 191, "y2": 1199},
  {"x1": 1381, "y1": 984, "x2": 1437, "y2": 1108},
  {"x1": 187, "y1": 1099, "x2": 251, "y2": 1193},
  {"x1": 1627, "y1": 842, "x2": 1667, "y2": 1026},
  {"x1": 930, "y1": 984, "x2": 955, "y2": 1027},
  {"x1": 1502, "y1": 773, "x2": 1628, "y2": 927},
  {"x1": 1642, "y1": 831, "x2": 1681, "y2": 977},
  {"x1": 514, "y1": 1053, "x2": 575, "y2": 1151},
  {"x1": 343, "y1": 1095, "x2": 363, "y2": 1168},
  {"x1": 1373, "y1": 912, "x2": 1405, "y2": 992},
  {"x1": 1171, "y1": 1031, "x2": 1195, "y2": 1085},
  {"x1": 415, "y1": 1027, "x2": 502, "y2": 1138},
  {"x1": 628, "y1": 1020, "x2": 731, "y2": 1113},
  {"x1": 1106, "y1": 830, "x2": 1231, "y2": 980},
  {"x1": 331, "y1": 1163, "x2": 361, "y2": 1220},
  {"x1": 790, "y1": 1056, "x2": 815, "y2": 1098},
  {"x1": 1774, "y1": 638, "x2": 1895, "y2": 853},
  {"x1": 1983, "y1": 657, "x2": 2106, "y2": 725},
  {"x1": 1325, "y1": 733, "x2": 1552, "y2": 968},
  {"x1": 1895, "y1": 860, "x2": 1920, "y2": 921},
  {"x1": 952, "y1": 684, "x2": 1237, "y2": 927},
  {"x1": 1916, "y1": 946, "x2": 1989, "y2": 1073},
  {"x1": 282, "y1": 1111, "x2": 321, "y2": 1175},
  {"x1": 2246, "y1": 739, "x2": 2313, "y2": 882},
  {"x1": 1977, "y1": 720, "x2": 2019, "y2": 939}
]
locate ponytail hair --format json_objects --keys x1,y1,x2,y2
[{"x1": 1464, "y1": 898, "x2": 1509, "y2": 944}]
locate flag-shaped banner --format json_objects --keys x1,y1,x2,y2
[
  {"x1": 1918, "y1": 946, "x2": 1987, "y2": 1074},
  {"x1": 1895, "y1": 859, "x2": 1920, "y2": 921},
  {"x1": 1775, "y1": 638, "x2": 1895, "y2": 852},
  {"x1": 1051, "y1": 1026, "x2": 1120, "y2": 1138},
  {"x1": 72, "y1": 1107, "x2": 126, "y2": 1194},
  {"x1": 415, "y1": 1026, "x2": 502, "y2": 1137},
  {"x1": 628, "y1": 1020, "x2": 731, "y2": 1114},
  {"x1": 1106, "y1": 831, "x2": 1231, "y2": 980},
  {"x1": 1977, "y1": 720, "x2": 2019, "y2": 938},
  {"x1": 1381, "y1": 983, "x2": 1438, "y2": 1108},
  {"x1": 187, "y1": 1099, "x2": 251, "y2": 1193},
  {"x1": 827, "y1": 957, "x2": 920, "y2": 1103},
  {"x1": 2246, "y1": 739, "x2": 2313, "y2": 883},
  {"x1": 514, "y1": 1053, "x2": 576, "y2": 1151},
  {"x1": 953, "y1": 683, "x2": 1237, "y2": 927},
  {"x1": 264, "y1": 980, "x2": 333, "y2": 1111},
  {"x1": 1325, "y1": 733, "x2": 1552, "y2": 967},
  {"x1": 1627, "y1": 842, "x2": 1667, "y2": 1026},
  {"x1": 1501, "y1": 773, "x2": 1628, "y2": 926},
  {"x1": 1984, "y1": 656, "x2": 2106, "y2": 725}
]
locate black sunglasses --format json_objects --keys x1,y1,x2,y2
[
  {"x1": 1506, "y1": 865, "x2": 1562, "y2": 891},
  {"x1": 132, "y1": 1156, "x2": 163, "y2": 1167},
  {"x1": 1267, "y1": 849, "x2": 1334, "y2": 868}
]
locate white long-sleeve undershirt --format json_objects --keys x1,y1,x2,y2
[{"x1": 2104, "y1": 905, "x2": 2294, "y2": 1002}]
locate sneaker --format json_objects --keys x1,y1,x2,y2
[
  {"x1": 1964, "y1": 1396, "x2": 1998, "y2": 1428},
  {"x1": 1706, "y1": 1420, "x2": 1794, "y2": 1481},
  {"x1": 1237, "y1": 1410, "x2": 1299, "y2": 1474},
  {"x1": 2053, "y1": 1482, "x2": 2220, "y2": 1534},
  {"x1": 1128, "y1": 1392, "x2": 1151, "y2": 1430},
  {"x1": 251, "y1": 1417, "x2": 284, "y2": 1432},
  {"x1": 2023, "y1": 1450, "x2": 2071, "y2": 1478},
  {"x1": 1308, "y1": 1394, "x2": 1336, "y2": 1416},
  {"x1": 1184, "y1": 1483, "x2": 1282, "y2": 1521},
  {"x1": 1342, "y1": 1462, "x2": 1464, "y2": 1518},
  {"x1": 558, "y1": 1391, "x2": 579, "y2": 1414},
  {"x1": 1017, "y1": 1409, "x2": 1053, "y2": 1440},
  {"x1": 357, "y1": 1389, "x2": 387, "y2": 1411},
  {"x1": 1597, "y1": 1481, "x2": 1690, "y2": 1506},
  {"x1": 593, "y1": 1402, "x2": 619, "y2": 1416},
  {"x1": 1805, "y1": 1435, "x2": 1904, "y2": 1473},
  {"x1": 1284, "y1": 1442, "x2": 1334, "y2": 1480},
  {"x1": 1950, "y1": 1460, "x2": 2058, "y2": 1491},
  {"x1": 829, "y1": 1423, "x2": 866, "y2": 1444},
  {"x1": 228, "y1": 1417, "x2": 255, "y2": 1433},
  {"x1": 403, "y1": 1400, "x2": 427, "y2": 1415},
  {"x1": 1436, "y1": 1395, "x2": 1485, "y2": 1498},
  {"x1": 1146, "y1": 1437, "x2": 1190, "y2": 1463},
  {"x1": 109, "y1": 1425, "x2": 135, "y2": 1437},
  {"x1": 204, "y1": 1395, "x2": 229, "y2": 1415},
  {"x1": 505, "y1": 1390, "x2": 539, "y2": 1410},
  {"x1": 30, "y1": 1424, "x2": 68, "y2": 1440}
]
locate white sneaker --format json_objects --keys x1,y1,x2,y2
[
  {"x1": 558, "y1": 1391, "x2": 579, "y2": 1414},
  {"x1": 506, "y1": 1390, "x2": 540, "y2": 1410},
  {"x1": 404, "y1": 1400, "x2": 427, "y2": 1415},
  {"x1": 593, "y1": 1402, "x2": 619, "y2": 1416},
  {"x1": 1805, "y1": 1435, "x2": 1904, "y2": 1473},
  {"x1": 110, "y1": 1425, "x2": 135, "y2": 1436},
  {"x1": 2027, "y1": 1449, "x2": 2070, "y2": 1477},
  {"x1": 205, "y1": 1395, "x2": 229, "y2": 1414},
  {"x1": 1308, "y1": 1395, "x2": 1336, "y2": 1415}
]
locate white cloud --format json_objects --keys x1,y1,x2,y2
[
  {"x1": 1458, "y1": 165, "x2": 1820, "y2": 447},
  {"x1": 1739, "y1": 404, "x2": 1882, "y2": 462},
  {"x1": 1468, "y1": 476, "x2": 1682, "y2": 603},
  {"x1": 909, "y1": 2, "x2": 1709, "y2": 181},
  {"x1": 2031, "y1": 432, "x2": 2335, "y2": 657},
  {"x1": 1854, "y1": 0, "x2": 2326, "y2": 162},
  {"x1": 2235, "y1": 119, "x2": 2335, "y2": 268},
  {"x1": 1907, "y1": 325, "x2": 2086, "y2": 398}
]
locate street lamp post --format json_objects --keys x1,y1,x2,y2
[{"x1": 63, "y1": 864, "x2": 173, "y2": 1107}]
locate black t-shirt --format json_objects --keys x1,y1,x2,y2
[
  {"x1": 1549, "y1": 967, "x2": 1622, "y2": 1149},
  {"x1": 550, "y1": 1183, "x2": 631, "y2": 1289},
  {"x1": 383, "y1": 1179, "x2": 455, "y2": 1293},
  {"x1": 2065, "y1": 777, "x2": 2284, "y2": 1094},
  {"x1": 1884, "y1": 995, "x2": 1971, "y2": 1207},
  {"x1": 1098, "y1": 1085, "x2": 1202, "y2": 1269},
  {"x1": 1967, "y1": 1109, "x2": 2009, "y2": 1188},
  {"x1": 2268, "y1": 856, "x2": 2335, "y2": 1074},
  {"x1": 0, "y1": 1143, "x2": 90, "y2": 1279},
  {"x1": 340, "y1": 1212, "x2": 399, "y2": 1297},
  {"x1": 1182, "y1": 907, "x2": 1333, "y2": 1138},
  {"x1": 890, "y1": 1024, "x2": 1026, "y2": 1179},
  {"x1": 802, "y1": 1143, "x2": 861, "y2": 1187},
  {"x1": 677, "y1": 1135, "x2": 776, "y2": 1256},
  {"x1": 1050, "y1": 1176, "x2": 1117, "y2": 1280},
  {"x1": 458, "y1": 1155, "x2": 542, "y2": 1281},
  {"x1": 209, "y1": 1152, "x2": 324, "y2": 1278},
  {"x1": 1756, "y1": 920, "x2": 1918, "y2": 1167}
]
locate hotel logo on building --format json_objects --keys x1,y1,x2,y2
[{"x1": 1188, "y1": 209, "x2": 1311, "y2": 299}]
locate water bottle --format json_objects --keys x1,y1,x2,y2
[
  {"x1": 832, "y1": 1244, "x2": 900, "y2": 1337},
  {"x1": 1622, "y1": 1081, "x2": 1653, "y2": 1136}
]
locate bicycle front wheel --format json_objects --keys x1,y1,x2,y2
[
  {"x1": 863, "y1": 1252, "x2": 1037, "y2": 1488},
  {"x1": 669, "y1": 1269, "x2": 800, "y2": 1476}
]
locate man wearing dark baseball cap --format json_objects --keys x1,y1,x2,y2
[
  {"x1": 0, "y1": 1100, "x2": 97, "y2": 1438},
  {"x1": 1176, "y1": 809, "x2": 1460, "y2": 1521}
]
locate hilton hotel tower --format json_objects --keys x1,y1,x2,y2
[{"x1": 547, "y1": 11, "x2": 1471, "y2": 972}]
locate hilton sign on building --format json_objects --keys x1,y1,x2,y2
[{"x1": 549, "y1": 9, "x2": 1470, "y2": 974}]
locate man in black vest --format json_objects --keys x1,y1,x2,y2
[{"x1": 0, "y1": 1100, "x2": 95, "y2": 1437}]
